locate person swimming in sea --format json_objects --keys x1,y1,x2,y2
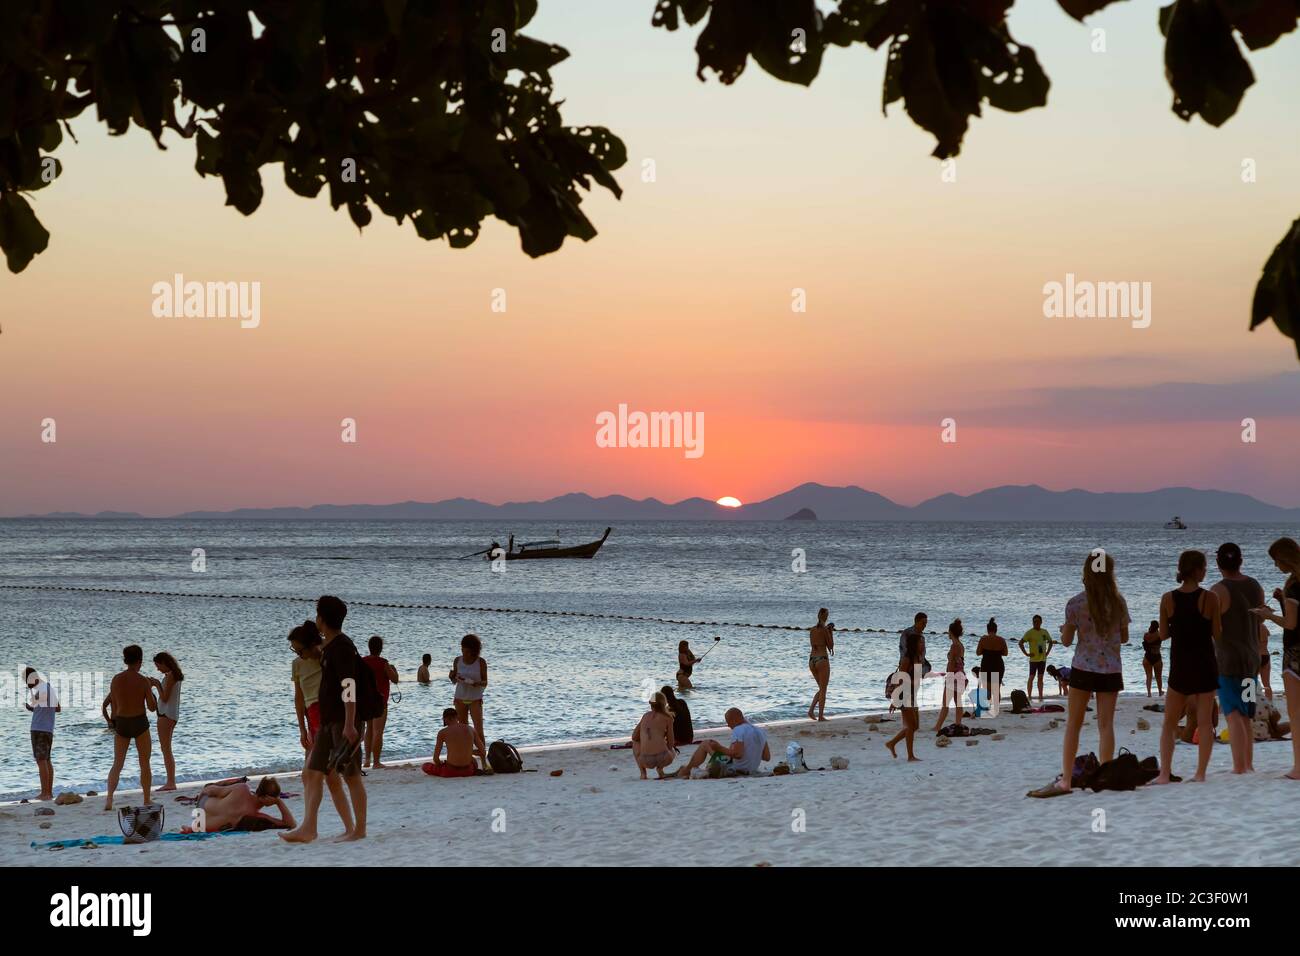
[{"x1": 807, "y1": 608, "x2": 834, "y2": 721}]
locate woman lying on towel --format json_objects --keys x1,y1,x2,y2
[{"x1": 181, "y1": 777, "x2": 296, "y2": 833}]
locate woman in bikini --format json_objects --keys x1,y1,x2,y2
[
  {"x1": 450, "y1": 634, "x2": 489, "y2": 770},
  {"x1": 1154, "y1": 550, "x2": 1222, "y2": 784},
  {"x1": 149, "y1": 652, "x2": 184, "y2": 792},
  {"x1": 631, "y1": 692, "x2": 678, "y2": 779},
  {"x1": 933, "y1": 618, "x2": 965, "y2": 732},
  {"x1": 676, "y1": 640, "x2": 700, "y2": 690},
  {"x1": 1141, "y1": 620, "x2": 1164, "y2": 697},
  {"x1": 1250, "y1": 536, "x2": 1300, "y2": 780},
  {"x1": 807, "y1": 607, "x2": 834, "y2": 721}
]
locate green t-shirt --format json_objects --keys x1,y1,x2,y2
[{"x1": 1022, "y1": 628, "x2": 1051, "y2": 662}]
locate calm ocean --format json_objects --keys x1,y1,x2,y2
[{"x1": 0, "y1": 519, "x2": 1291, "y2": 798}]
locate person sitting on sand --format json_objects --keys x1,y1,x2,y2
[
  {"x1": 102, "y1": 644, "x2": 158, "y2": 811},
  {"x1": 423, "y1": 708, "x2": 478, "y2": 778},
  {"x1": 188, "y1": 777, "x2": 296, "y2": 833},
  {"x1": 1052, "y1": 550, "x2": 1130, "y2": 794},
  {"x1": 632, "y1": 692, "x2": 678, "y2": 779},
  {"x1": 417, "y1": 653, "x2": 432, "y2": 684},
  {"x1": 886, "y1": 630, "x2": 924, "y2": 761},
  {"x1": 1253, "y1": 693, "x2": 1291, "y2": 742},
  {"x1": 807, "y1": 607, "x2": 834, "y2": 721},
  {"x1": 933, "y1": 619, "x2": 965, "y2": 733},
  {"x1": 661, "y1": 686, "x2": 693, "y2": 744},
  {"x1": 676, "y1": 640, "x2": 700, "y2": 690},
  {"x1": 674, "y1": 708, "x2": 769, "y2": 778},
  {"x1": 1019, "y1": 615, "x2": 1052, "y2": 703}
]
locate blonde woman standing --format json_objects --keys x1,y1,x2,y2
[
  {"x1": 1250, "y1": 537, "x2": 1300, "y2": 780},
  {"x1": 1052, "y1": 550, "x2": 1130, "y2": 793}
]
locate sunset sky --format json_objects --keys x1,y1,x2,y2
[{"x1": 3, "y1": 2, "x2": 1300, "y2": 516}]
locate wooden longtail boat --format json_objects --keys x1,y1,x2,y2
[{"x1": 487, "y1": 527, "x2": 612, "y2": 561}]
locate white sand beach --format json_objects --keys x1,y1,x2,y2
[{"x1": 5, "y1": 693, "x2": 1296, "y2": 867}]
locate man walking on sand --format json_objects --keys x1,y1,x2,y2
[
  {"x1": 282, "y1": 596, "x2": 368, "y2": 844},
  {"x1": 1020, "y1": 615, "x2": 1053, "y2": 702},
  {"x1": 25, "y1": 667, "x2": 60, "y2": 801},
  {"x1": 102, "y1": 645, "x2": 157, "y2": 811}
]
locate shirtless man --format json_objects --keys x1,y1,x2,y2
[
  {"x1": 423, "y1": 708, "x2": 478, "y2": 778},
  {"x1": 417, "y1": 654, "x2": 432, "y2": 685},
  {"x1": 101, "y1": 644, "x2": 157, "y2": 811},
  {"x1": 189, "y1": 777, "x2": 296, "y2": 833},
  {"x1": 807, "y1": 607, "x2": 834, "y2": 721}
]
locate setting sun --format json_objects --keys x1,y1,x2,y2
[{"x1": 715, "y1": 496, "x2": 743, "y2": 508}]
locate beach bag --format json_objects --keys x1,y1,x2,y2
[
  {"x1": 487, "y1": 740, "x2": 523, "y2": 774},
  {"x1": 1086, "y1": 749, "x2": 1157, "y2": 792},
  {"x1": 1010, "y1": 690, "x2": 1032, "y2": 714},
  {"x1": 786, "y1": 742, "x2": 808, "y2": 773},
  {"x1": 118, "y1": 804, "x2": 165, "y2": 844}
]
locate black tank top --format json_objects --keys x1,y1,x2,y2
[{"x1": 1216, "y1": 576, "x2": 1262, "y2": 676}]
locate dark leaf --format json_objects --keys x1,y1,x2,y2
[
  {"x1": 1251, "y1": 217, "x2": 1300, "y2": 361},
  {"x1": 0, "y1": 192, "x2": 50, "y2": 273},
  {"x1": 1162, "y1": 0, "x2": 1255, "y2": 126}
]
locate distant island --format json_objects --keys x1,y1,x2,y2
[{"x1": 17, "y1": 483, "x2": 1300, "y2": 523}]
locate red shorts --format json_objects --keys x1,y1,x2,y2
[
  {"x1": 306, "y1": 702, "x2": 321, "y2": 736},
  {"x1": 422, "y1": 762, "x2": 476, "y2": 778}
]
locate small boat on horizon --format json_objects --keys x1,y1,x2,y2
[
  {"x1": 462, "y1": 527, "x2": 612, "y2": 561},
  {"x1": 1164, "y1": 515, "x2": 1188, "y2": 530}
]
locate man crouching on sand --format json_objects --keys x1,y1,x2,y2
[
  {"x1": 281, "y1": 596, "x2": 367, "y2": 844},
  {"x1": 674, "y1": 708, "x2": 769, "y2": 778}
]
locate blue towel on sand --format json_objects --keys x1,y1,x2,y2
[{"x1": 31, "y1": 830, "x2": 249, "y2": 850}]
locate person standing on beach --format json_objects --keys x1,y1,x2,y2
[
  {"x1": 362, "y1": 635, "x2": 400, "y2": 769},
  {"x1": 676, "y1": 640, "x2": 700, "y2": 690},
  {"x1": 450, "y1": 634, "x2": 488, "y2": 770},
  {"x1": 288, "y1": 620, "x2": 354, "y2": 836},
  {"x1": 1209, "y1": 542, "x2": 1264, "y2": 775},
  {"x1": 886, "y1": 630, "x2": 924, "y2": 761},
  {"x1": 1154, "y1": 550, "x2": 1222, "y2": 785},
  {"x1": 933, "y1": 619, "x2": 965, "y2": 733},
  {"x1": 807, "y1": 607, "x2": 834, "y2": 721},
  {"x1": 975, "y1": 619, "x2": 1008, "y2": 713},
  {"x1": 25, "y1": 667, "x2": 60, "y2": 801},
  {"x1": 1141, "y1": 620, "x2": 1164, "y2": 697},
  {"x1": 102, "y1": 644, "x2": 157, "y2": 811},
  {"x1": 1249, "y1": 536, "x2": 1300, "y2": 780},
  {"x1": 1019, "y1": 615, "x2": 1052, "y2": 703},
  {"x1": 899, "y1": 612, "x2": 927, "y2": 658},
  {"x1": 1053, "y1": 551, "x2": 1129, "y2": 794},
  {"x1": 282, "y1": 596, "x2": 367, "y2": 843},
  {"x1": 148, "y1": 652, "x2": 183, "y2": 792}
]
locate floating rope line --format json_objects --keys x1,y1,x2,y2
[{"x1": 0, "y1": 584, "x2": 945, "y2": 635}]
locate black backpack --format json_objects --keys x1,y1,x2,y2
[
  {"x1": 487, "y1": 740, "x2": 523, "y2": 774},
  {"x1": 1086, "y1": 749, "x2": 1159, "y2": 792},
  {"x1": 1010, "y1": 689, "x2": 1032, "y2": 713}
]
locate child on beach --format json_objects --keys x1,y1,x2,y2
[
  {"x1": 424, "y1": 708, "x2": 478, "y2": 778},
  {"x1": 632, "y1": 692, "x2": 678, "y2": 779},
  {"x1": 148, "y1": 652, "x2": 183, "y2": 792},
  {"x1": 933, "y1": 619, "x2": 965, "y2": 733},
  {"x1": 886, "y1": 631, "x2": 924, "y2": 761},
  {"x1": 450, "y1": 634, "x2": 488, "y2": 770}
]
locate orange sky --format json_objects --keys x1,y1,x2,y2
[{"x1": 2, "y1": 2, "x2": 1299, "y2": 515}]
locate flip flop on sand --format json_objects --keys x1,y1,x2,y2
[{"x1": 1026, "y1": 777, "x2": 1072, "y2": 798}]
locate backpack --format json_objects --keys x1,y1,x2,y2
[
  {"x1": 1010, "y1": 689, "x2": 1032, "y2": 714},
  {"x1": 1071, "y1": 752, "x2": 1101, "y2": 789},
  {"x1": 487, "y1": 740, "x2": 523, "y2": 774},
  {"x1": 349, "y1": 644, "x2": 384, "y2": 722}
]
